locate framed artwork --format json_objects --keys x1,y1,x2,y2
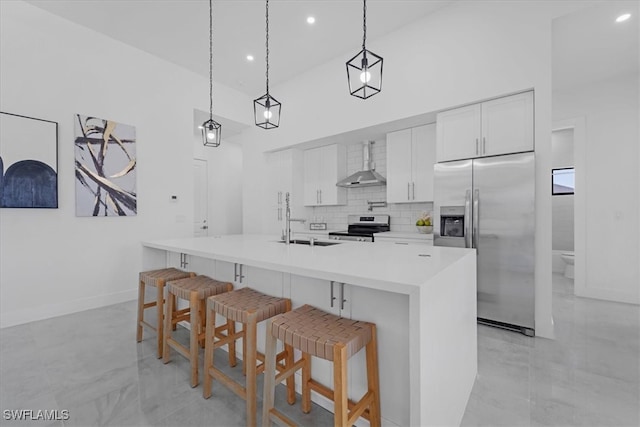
[
  {"x1": 74, "y1": 114, "x2": 137, "y2": 216},
  {"x1": 0, "y1": 112, "x2": 58, "y2": 208}
]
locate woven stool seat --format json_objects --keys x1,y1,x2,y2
[
  {"x1": 209, "y1": 287, "x2": 289, "y2": 323},
  {"x1": 140, "y1": 268, "x2": 191, "y2": 288},
  {"x1": 168, "y1": 275, "x2": 231, "y2": 301},
  {"x1": 271, "y1": 304, "x2": 373, "y2": 361}
]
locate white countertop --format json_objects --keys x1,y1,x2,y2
[
  {"x1": 142, "y1": 234, "x2": 474, "y2": 295},
  {"x1": 376, "y1": 231, "x2": 434, "y2": 240}
]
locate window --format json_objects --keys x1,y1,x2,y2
[{"x1": 552, "y1": 168, "x2": 575, "y2": 195}]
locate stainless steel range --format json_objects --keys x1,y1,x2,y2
[{"x1": 328, "y1": 215, "x2": 390, "y2": 242}]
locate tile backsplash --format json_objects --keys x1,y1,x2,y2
[{"x1": 304, "y1": 139, "x2": 433, "y2": 233}]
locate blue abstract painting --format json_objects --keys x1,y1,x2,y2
[{"x1": 0, "y1": 112, "x2": 58, "y2": 208}]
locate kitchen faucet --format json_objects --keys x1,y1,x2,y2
[{"x1": 283, "y1": 192, "x2": 306, "y2": 245}]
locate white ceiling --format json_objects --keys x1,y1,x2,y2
[
  {"x1": 553, "y1": 0, "x2": 639, "y2": 92},
  {"x1": 24, "y1": 0, "x2": 455, "y2": 96}
]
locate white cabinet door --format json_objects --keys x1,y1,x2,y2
[
  {"x1": 303, "y1": 144, "x2": 346, "y2": 206},
  {"x1": 303, "y1": 148, "x2": 320, "y2": 206},
  {"x1": 386, "y1": 128, "x2": 412, "y2": 203},
  {"x1": 436, "y1": 104, "x2": 481, "y2": 162},
  {"x1": 481, "y1": 91, "x2": 534, "y2": 156},
  {"x1": 265, "y1": 152, "x2": 283, "y2": 235},
  {"x1": 411, "y1": 124, "x2": 436, "y2": 202},
  {"x1": 387, "y1": 125, "x2": 436, "y2": 203}
]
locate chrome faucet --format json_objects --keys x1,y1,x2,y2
[{"x1": 284, "y1": 192, "x2": 306, "y2": 245}]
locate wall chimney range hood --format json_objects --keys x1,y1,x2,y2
[{"x1": 336, "y1": 141, "x2": 386, "y2": 188}]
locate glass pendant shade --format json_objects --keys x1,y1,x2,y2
[
  {"x1": 201, "y1": 118, "x2": 221, "y2": 147},
  {"x1": 346, "y1": 48, "x2": 383, "y2": 99},
  {"x1": 253, "y1": 93, "x2": 281, "y2": 129}
]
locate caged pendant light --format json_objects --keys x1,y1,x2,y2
[
  {"x1": 202, "y1": 0, "x2": 221, "y2": 146},
  {"x1": 253, "y1": 0, "x2": 281, "y2": 129},
  {"x1": 346, "y1": 0, "x2": 383, "y2": 99}
]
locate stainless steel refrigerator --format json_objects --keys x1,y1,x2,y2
[{"x1": 434, "y1": 152, "x2": 535, "y2": 336}]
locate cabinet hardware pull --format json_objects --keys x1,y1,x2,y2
[
  {"x1": 407, "y1": 182, "x2": 410, "y2": 200},
  {"x1": 339, "y1": 282, "x2": 346, "y2": 311},
  {"x1": 412, "y1": 182, "x2": 415, "y2": 200},
  {"x1": 239, "y1": 264, "x2": 245, "y2": 283},
  {"x1": 234, "y1": 263, "x2": 239, "y2": 281},
  {"x1": 475, "y1": 138, "x2": 479, "y2": 155},
  {"x1": 330, "y1": 281, "x2": 336, "y2": 307},
  {"x1": 482, "y1": 137, "x2": 486, "y2": 155},
  {"x1": 319, "y1": 190, "x2": 322, "y2": 204}
]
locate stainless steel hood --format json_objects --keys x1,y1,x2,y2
[{"x1": 336, "y1": 141, "x2": 387, "y2": 188}]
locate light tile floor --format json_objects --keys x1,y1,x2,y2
[{"x1": 1, "y1": 274, "x2": 638, "y2": 426}]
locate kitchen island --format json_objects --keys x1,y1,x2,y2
[{"x1": 142, "y1": 235, "x2": 477, "y2": 427}]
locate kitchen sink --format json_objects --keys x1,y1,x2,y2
[{"x1": 277, "y1": 239, "x2": 341, "y2": 247}]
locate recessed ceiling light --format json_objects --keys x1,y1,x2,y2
[
  {"x1": 616, "y1": 13, "x2": 631, "y2": 23},
  {"x1": 307, "y1": 16, "x2": 315, "y2": 24},
  {"x1": 197, "y1": 125, "x2": 204, "y2": 129},
  {"x1": 246, "y1": 55, "x2": 254, "y2": 61}
]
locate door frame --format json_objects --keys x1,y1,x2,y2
[{"x1": 552, "y1": 117, "x2": 586, "y2": 297}]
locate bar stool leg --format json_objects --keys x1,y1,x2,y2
[
  {"x1": 246, "y1": 312, "x2": 258, "y2": 427},
  {"x1": 228, "y1": 319, "x2": 237, "y2": 367},
  {"x1": 156, "y1": 281, "x2": 165, "y2": 358},
  {"x1": 242, "y1": 324, "x2": 247, "y2": 376},
  {"x1": 136, "y1": 280, "x2": 145, "y2": 342},
  {"x1": 301, "y1": 352, "x2": 312, "y2": 413},
  {"x1": 190, "y1": 291, "x2": 199, "y2": 387},
  {"x1": 162, "y1": 291, "x2": 175, "y2": 364},
  {"x1": 366, "y1": 325, "x2": 382, "y2": 427},
  {"x1": 333, "y1": 344, "x2": 348, "y2": 427},
  {"x1": 261, "y1": 319, "x2": 277, "y2": 427},
  {"x1": 284, "y1": 344, "x2": 296, "y2": 405},
  {"x1": 203, "y1": 302, "x2": 215, "y2": 398}
]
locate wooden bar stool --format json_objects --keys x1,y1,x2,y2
[
  {"x1": 137, "y1": 268, "x2": 195, "y2": 358},
  {"x1": 163, "y1": 275, "x2": 234, "y2": 387},
  {"x1": 203, "y1": 287, "x2": 295, "y2": 427},
  {"x1": 262, "y1": 304, "x2": 381, "y2": 427}
]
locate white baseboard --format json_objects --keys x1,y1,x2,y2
[
  {"x1": 0, "y1": 289, "x2": 138, "y2": 329},
  {"x1": 575, "y1": 287, "x2": 640, "y2": 305}
]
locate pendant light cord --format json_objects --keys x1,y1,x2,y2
[
  {"x1": 209, "y1": 0, "x2": 213, "y2": 121},
  {"x1": 265, "y1": 0, "x2": 270, "y2": 94},
  {"x1": 362, "y1": 0, "x2": 367, "y2": 50}
]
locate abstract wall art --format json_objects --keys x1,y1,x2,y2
[
  {"x1": 0, "y1": 112, "x2": 59, "y2": 209},
  {"x1": 74, "y1": 114, "x2": 137, "y2": 216}
]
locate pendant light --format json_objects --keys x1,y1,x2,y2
[
  {"x1": 202, "y1": 0, "x2": 221, "y2": 147},
  {"x1": 346, "y1": 0, "x2": 383, "y2": 99},
  {"x1": 253, "y1": 0, "x2": 281, "y2": 129}
]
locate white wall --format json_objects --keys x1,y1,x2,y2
[
  {"x1": 551, "y1": 129, "x2": 575, "y2": 251},
  {"x1": 553, "y1": 74, "x2": 640, "y2": 304},
  {"x1": 240, "y1": 1, "x2": 591, "y2": 338},
  {"x1": 0, "y1": 1, "x2": 250, "y2": 327}
]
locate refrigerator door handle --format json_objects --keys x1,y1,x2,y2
[
  {"x1": 473, "y1": 189, "x2": 480, "y2": 249},
  {"x1": 464, "y1": 190, "x2": 472, "y2": 248}
]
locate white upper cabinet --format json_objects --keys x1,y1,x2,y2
[
  {"x1": 303, "y1": 144, "x2": 347, "y2": 206},
  {"x1": 386, "y1": 124, "x2": 436, "y2": 203},
  {"x1": 436, "y1": 91, "x2": 534, "y2": 162},
  {"x1": 481, "y1": 92, "x2": 534, "y2": 157},
  {"x1": 436, "y1": 104, "x2": 481, "y2": 162}
]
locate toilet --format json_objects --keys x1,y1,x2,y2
[{"x1": 561, "y1": 252, "x2": 575, "y2": 279}]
